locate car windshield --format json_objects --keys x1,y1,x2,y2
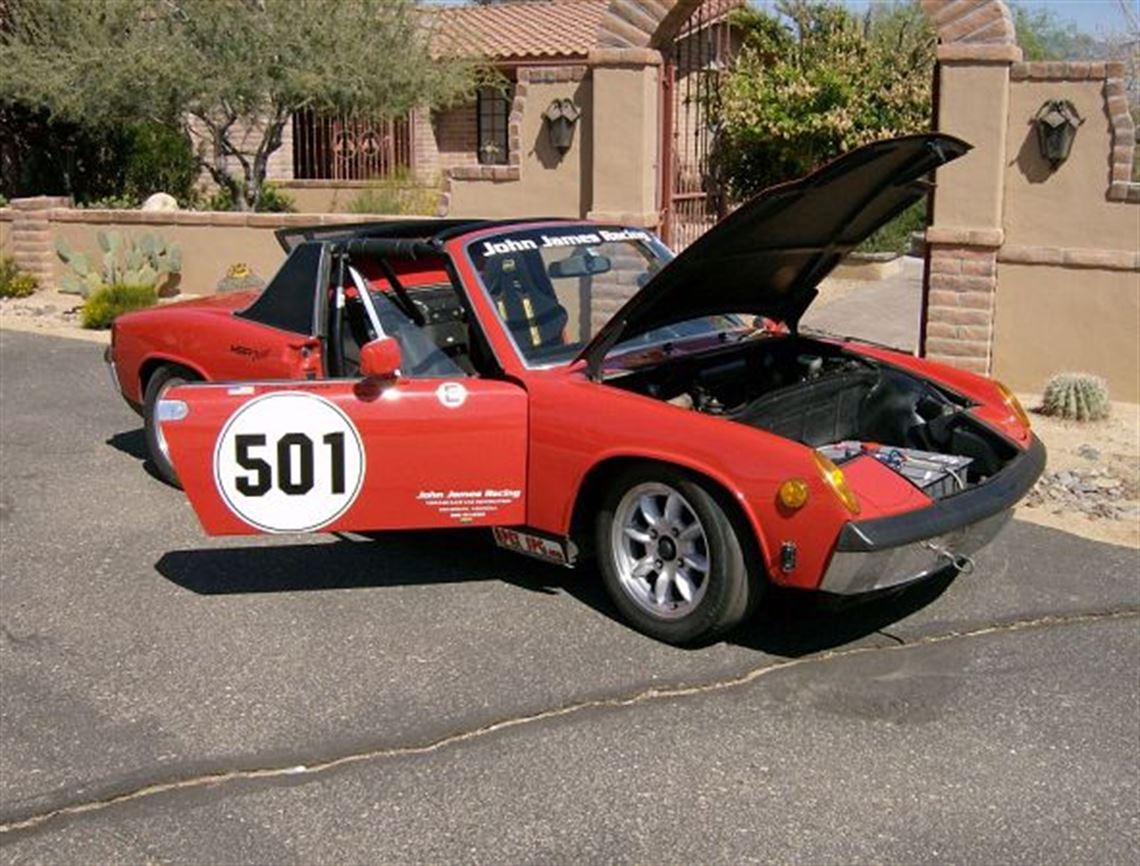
[{"x1": 467, "y1": 226, "x2": 749, "y2": 367}]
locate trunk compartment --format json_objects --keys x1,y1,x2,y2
[{"x1": 606, "y1": 336, "x2": 1018, "y2": 498}]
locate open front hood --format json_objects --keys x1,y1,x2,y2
[{"x1": 578, "y1": 133, "x2": 971, "y2": 377}]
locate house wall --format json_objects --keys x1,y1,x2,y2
[{"x1": 445, "y1": 67, "x2": 593, "y2": 220}]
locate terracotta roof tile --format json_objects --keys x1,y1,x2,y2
[{"x1": 432, "y1": 0, "x2": 610, "y2": 60}]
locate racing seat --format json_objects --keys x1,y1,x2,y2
[{"x1": 483, "y1": 253, "x2": 568, "y2": 351}]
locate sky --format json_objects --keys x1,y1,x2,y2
[{"x1": 829, "y1": 1, "x2": 1135, "y2": 38}]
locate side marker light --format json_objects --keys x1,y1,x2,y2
[
  {"x1": 156, "y1": 399, "x2": 189, "y2": 422},
  {"x1": 778, "y1": 478, "x2": 810, "y2": 510}
]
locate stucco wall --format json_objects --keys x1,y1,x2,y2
[
  {"x1": 989, "y1": 72, "x2": 1140, "y2": 401},
  {"x1": 8, "y1": 208, "x2": 401, "y2": 296},
  {"x1": 993, "y1": 263, "x2": 1140, "y2": 399},
  {"x1": 51, "y1": 220, "x2": 290, "y2": 296},
  {"x1": 1003, "y1": 78, "x2": 1140, "y2": 251},
  {"x1": 447, "y1": 76, "x2": 593, "y2": 219}
]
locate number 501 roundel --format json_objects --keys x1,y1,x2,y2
[{"x1": 213, "y1": 392, "x2": 366, "y2": 533}]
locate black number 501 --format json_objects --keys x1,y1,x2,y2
[{"x1": 233, "y1": 432, "x2": 346, "y2": 496}]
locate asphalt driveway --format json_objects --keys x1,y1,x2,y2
[{"x1": 0, "y1": 329, "x2": 1137, "y2": 864}]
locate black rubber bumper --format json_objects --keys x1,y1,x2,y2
[{"x1": 835, "y1": 434, "x2": 1046, "y2": 553}]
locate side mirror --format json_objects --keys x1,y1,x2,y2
[{"x1": 359, "y1": 337, "x2": 401, "y2": 379}]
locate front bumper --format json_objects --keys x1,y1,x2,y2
[
  {"x1": 103, "y1": 345, "x2": 121, "y2": 396},
  {"x1": 819, "y1": 434, "x2": 1045, "y2": 595}
]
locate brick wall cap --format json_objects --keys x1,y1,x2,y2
[
  {"x1": 937, "y1": 43, "x2": 1021, "y2": 63},
  {"x1": 926, "y1": 226, "x2": 1004, "y2": 247},
  {"x1": 588, "y1": 46, "x2": 663, "y2": 67}
]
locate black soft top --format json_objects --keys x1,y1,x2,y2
[{"x1": 273, "y1": 217, "x2": 566, "y2": 254}]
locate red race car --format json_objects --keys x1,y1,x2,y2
[{"x1": 109, "y1": 134, "x2": 1045, "y2": 644}]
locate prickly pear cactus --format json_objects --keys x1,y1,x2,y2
[
  {"x1": 1040, "y1": 373, "x2": 1110, "y2": 421},
  {"x1": 56, "y1": 232, "x2": 182, "y2": 297}
]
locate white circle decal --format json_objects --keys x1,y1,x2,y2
[
  {"x1": 436, "y1": 381, "x2": 468, "y2": 409},
  {"x1": 213, "y1": 392, "x2": 366, "y2": 533}
]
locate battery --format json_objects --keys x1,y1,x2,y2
[{"x1": 818, "y1": 441, "x2": 973, "y2": 500}]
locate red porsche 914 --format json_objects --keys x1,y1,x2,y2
[{"x1": 107, "y1": 134, "x2": 1045, "y2": 644}]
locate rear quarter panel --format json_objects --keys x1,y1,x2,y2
[{"x1": 113, "y1": 296, "x2": 318, "y2": 403}]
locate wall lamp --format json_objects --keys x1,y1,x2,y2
[
  {"x1": 542, "y1": 99, "x2": 581, "y2": 155},
  {"x1": 1033, "y1": 99, "x2": 1084, "y2": 169}
]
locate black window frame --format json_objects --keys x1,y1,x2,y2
[{"x1": 477, "y1": 86, "x2": 511, "y2": 166}]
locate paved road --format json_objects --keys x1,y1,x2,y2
[
  {"x1": 804, "y1": 256, "x2": 924, "y2": 352},
  {"x1": 1, "y1": 330, "x2": 1137, "y2": 863}
]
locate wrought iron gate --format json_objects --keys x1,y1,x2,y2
[
  {"x1": 659, "y1": 0, "x2": 736, "y2": 250},
  {"x1": 292, "y1": 110, "x2": 412, "y2": 181}
]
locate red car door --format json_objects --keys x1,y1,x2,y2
[{"x1": 158, "y1": 376, "x2": 527, "y2": 535}]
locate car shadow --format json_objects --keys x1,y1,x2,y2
[
  {"x1": 155, "y1": 530, "x2": 956, "y2": 659},
  {"x1": 106, "y1": 428, "x2": 147, "y2": 461},
  {"x1": 106, "y1": 427, "x2": 178, "y2": 485}
]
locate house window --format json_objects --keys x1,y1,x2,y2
[
  {"x1": 292, "y1": 109, "x2": 412, "y2": 180},
  {"x1": 477, "y1": 87, "x2": 511, "y2": 166}
]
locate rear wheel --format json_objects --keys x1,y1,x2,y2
[
  {"x1": 143, "y1": 365, "x2": 198, "y2": 488},
  {"x1": 596, "y1": 464, "x2": 757, "y2": 645}
]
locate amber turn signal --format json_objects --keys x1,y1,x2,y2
[
  {"x1": 812, "y1": 452, "x2": 861, "y2": 515},
  {"x1": 995, "y1": 381, "x2": 1031, "y2": 430},
  {"x1": 777, "y1": 478, "x2": 810, "y2": 510}
]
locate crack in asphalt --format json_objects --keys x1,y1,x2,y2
[{"x1": 1, "y1": 608, "x2": 1136, "y2": 837}]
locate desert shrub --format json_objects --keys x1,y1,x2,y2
[
  {"x1": 121, "y1": 122, "x2": 198, "y2": 205},
  {"x1": 1040, "y1": 373, "x2": 1110, "y2": 421},
  {"x1": 81, "y1": 194, "x2": 141, "y2": 210},
  {"x1": 348, "y1": 171, "x2": 438, "y2": 215},
  {"x1": 0, "y1": 256, "x2": 38, "y2": 298},
  {"x1": 206, "y1": 182, "x2": 295, "y2": 213},
  {"x1": 80, "y1": 283, "x2": 157, "y2": 329}
]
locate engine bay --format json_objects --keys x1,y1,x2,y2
[{"x1": 608, "y1": 335, "x2": 1018, "y2": 497}]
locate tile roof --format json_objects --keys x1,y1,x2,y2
[{"x1": 432, "y1": 0, "x2": 611, "y2": 60}]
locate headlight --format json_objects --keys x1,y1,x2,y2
[
  {"x1": 812, "y1": 452, "x2": 860, "y2": 514},
  {"x1": 995, "y1": 381, "x2": 1031, "y2": 429}
]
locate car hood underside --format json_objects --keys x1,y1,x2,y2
[{"x1": 577, "y1": 133, "x2": 971, "y2": 377}]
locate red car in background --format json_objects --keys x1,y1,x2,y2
[{"x1": 108, "y1": 134, "x2": 1044, "y2": 644}]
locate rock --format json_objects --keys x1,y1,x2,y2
[
  {"x1": 141, "y1": 193, "x2": 179, "y2": 212},
  {"x1": 1077, "y1": 444, "x2": 1100, "y2": 460}
]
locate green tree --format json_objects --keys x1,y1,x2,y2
[
  {"x1": 1010, "y1": 1, "x2": 1097, "y2": 61},
  {"x1": 713, "y1": 0, "x2": 934, "y2": 199},
  {"x1": 0, "y1": 0, "x2": 484, "y2": 210}
]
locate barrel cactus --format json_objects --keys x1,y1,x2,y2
[
  {"x1": 216, "y1": 262, "x2": 265, "y2": 294},
  {"x1": 57, "y1": 232, "x2": 181, "y2": 297},
  {"x1": 1040, "y1": 373, "x2": 1110, "y2": 421}
]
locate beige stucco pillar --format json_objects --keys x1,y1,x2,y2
[
  {"x1": 586, "y1": 47, "x2": 662, "y2": 228},
  {"x1": 925, "y1": 44, "x2": 1021, "y2": 374}
]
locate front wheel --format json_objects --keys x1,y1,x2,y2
[
  {"x1": 596, "y1": 465, "x2": 758, "y2": 645},
  {"x1": 143, "y1": 365, "x2": 197, "y2": 488}
]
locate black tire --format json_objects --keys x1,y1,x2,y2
[
  {"x1": 595, "y1": 463, "x2": 759, "y2": 646},
  {"x1": 143, "y1": 364, "x2": 197, "y2": 488}
]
